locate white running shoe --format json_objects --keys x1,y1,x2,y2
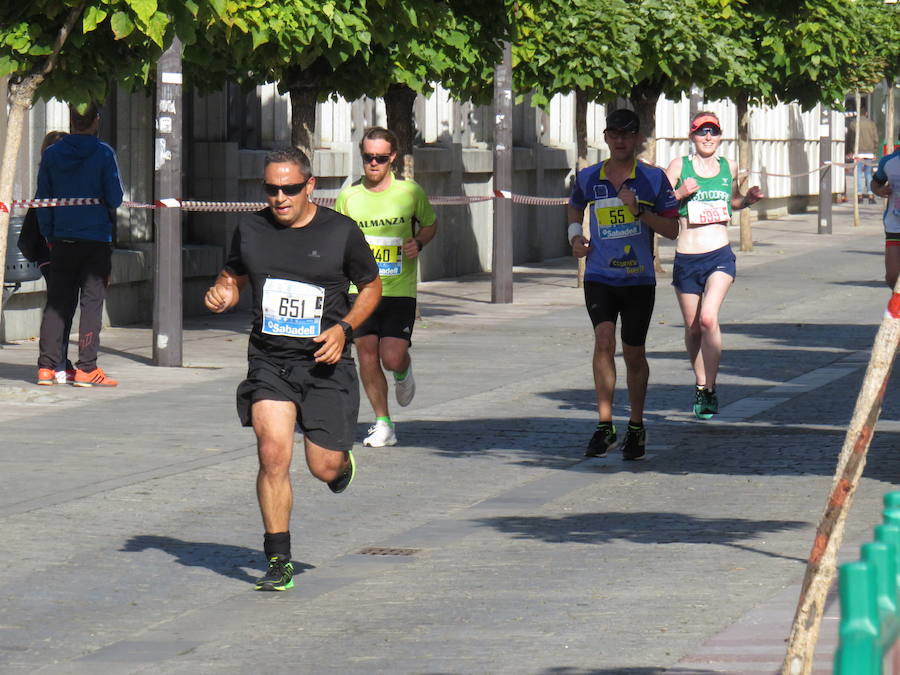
[
  {"x1": 363, "y1": 420, "x2": 397, "y2": 447},
  {"x1": 394, "y1": 366, "x2": 415, "y2": 407}
]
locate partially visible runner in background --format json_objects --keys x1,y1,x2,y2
[
  {"x1": 872, "y1": 142, "x2": 900, "y2": 289},
  {"x1": 336, "y1": 127, "x2": 438, "y2": 448}
]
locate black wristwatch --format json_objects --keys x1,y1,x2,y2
[
  {"x1": 338, "y1": 320, "x2": 353, "y2": 341},
  {"x1": 414, "y1": 238, "x2": 423, "y2": 252},
  {"x1": 633, "y1": 203, "x2": 645, "y2": 217}
]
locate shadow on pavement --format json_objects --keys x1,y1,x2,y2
[
  {"x1": 473, "y1": 511, "x2": 807, "y2": 563},
  {"x1": 378, "y1": 414, "x2": 900, "y2": 481},
  {"x1": 420, "y1": 668, "x2": 712, "y2": 675},
  {"x1": 120, "y1": 535, "x2": 314, "y2": 584},
  {"x1": 830, "y1": 279, "x2": 887, "y2": 288},
  {"x1": 0, "y1": 361, "x2": 44, "y2": 384}
]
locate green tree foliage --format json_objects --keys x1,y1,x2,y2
[
  {"x1": 0, "y1": 0, "x2": 201, "y2": 106},
  {"x1": 704, "y1": 0, "x2": 900, "y2": 110},
  {"x1": 181, "y1": 0, "x2": 429, "y2": 157},
  {"x1": 381, "y1": 1, "x2": 509, "y2": 176},
  {"x1": 180, "y1": 0, "x2": 508, "y2": 164},
  {"x1": 513, "y1": 0, "x2": 640, "y2": 108}
]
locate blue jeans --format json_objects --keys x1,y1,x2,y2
[{"x1": 856, "y1": 159, "x2": 875, "y2": 195}]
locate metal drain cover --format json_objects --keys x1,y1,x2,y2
[{"x1": 356, "y1": 547, "x2": 420, "y2": 556}]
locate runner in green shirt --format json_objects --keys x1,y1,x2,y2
[{"x1": 335, "y1": 127, "x2": 438, "y2": 447}]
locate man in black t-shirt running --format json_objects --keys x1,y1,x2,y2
[{"x1": 205, "y1": 147, "x2": 381, "y2": 591}]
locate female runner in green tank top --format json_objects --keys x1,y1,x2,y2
[{"x1": 664, "y1": 111, "x2": 763, "y2": 419}]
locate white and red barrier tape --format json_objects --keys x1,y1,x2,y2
[
  {"x1": 0, "y1": 192, "x2": 567, "y2": 212},
  {"x1": 0, "y1": 159, "x2": 877, "y2": 212}
]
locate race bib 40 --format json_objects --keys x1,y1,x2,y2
[{"x1": 366, "y1": 235, "x2": 403, "y2": 277}]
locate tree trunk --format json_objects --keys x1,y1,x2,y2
[
  {"x1": 385, "y1": 83, "x2": 417, "y2": 180},
  {"x1": 631, "y1": 83, "x2": 664, "y2": 273},
  {"x1": 631, "y1": 83, "x2": 660, "y2": 165},
  {"x1": 575, "y1": 89, "x2": 589, "y2": 288},
  {"x1": 886, "y1": 77, "x2": 897, "y2": 157},
  {"x1": 287, "y1": 86, "x2": 317, "y2": 162},
  {"x1": 0, "y1": 1, "x2": 84, "y2": 312},
  {"x1": 852, "y1": 91, "x2": 861, "y2": 227},
  {"x1": 0, "y1": 80, "x2": 38, "y2": 301},
  {"x1": 575, "y1": 89, "x2": 588, "y2": 171},
  {"x1": 737, "y1": 94, "x2": 753, "y2": 252},
  {"x1": 282, "y1": 62, "x2": 331, "y2": 162}
]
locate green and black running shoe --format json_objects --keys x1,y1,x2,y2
[
  {"x1": 585, "y1": 424, "x2": 617, "y2": 457},
  {"x1": 255, "y1": 555, "x2": 294, "y2": 591},
  {"x1": 704, "y1": 389, "x2": 719, "y2": 416},
  {"x1": 693, "y1": 387, "x2": 717, "y2": 420},
  {"x1": 621, "y1": 425, "x2": 647, "y2": 461},
  {"x1": 328, "y1": 450, "x2": 355, "y2": 494}
]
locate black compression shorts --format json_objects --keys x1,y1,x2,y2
[{"x1": 583, "y1": 282, "x2": 656, "y2": 347}]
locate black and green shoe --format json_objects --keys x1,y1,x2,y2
[
  {"x1": 255, "y1": 555, "x2": 294, "y2": 591},
  {"x1": 585, "y1": 424, "x2": 617, "y2": 457},
  {"x1": 328, "y1": 450, "x2": 356, "y2": 494},
  {"x1": 693, "y1": 387, "x2": 717, "y2": 420}
]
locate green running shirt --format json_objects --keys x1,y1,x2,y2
[
  {"x1": 335, "y1": 177, "x2": 437, "y2": 298},
  {"x1": 677, "y1": 156, "x2": 732, "y2": 222}
]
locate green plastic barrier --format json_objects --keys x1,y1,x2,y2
[{"x1": 835, "y1": 492, "x2": 900, "y2": 674}]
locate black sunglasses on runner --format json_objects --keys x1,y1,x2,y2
[
  {"x1": 362, "y1": 153, "x2": 391, "y2": 164},
  {"x1": 694, "y1": 127, "x2": 722, "y2": 137},
  {"x1": 262, "y1": 180, "x2": 309, "y2": 197}
]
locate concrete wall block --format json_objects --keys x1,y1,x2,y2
[
  {"x1": 110, "y1": 248, "x2": 148, "y2": 285},
  {"x1": 414, "y1": 147, "x2": 453, "y2": 174},
  {"x1": 461, "y1": 148, "x2": 493, "y2": 174},
  {"x1": 106, "y1": 281, "x2": 152, "y2": 326},
  {"x1": 240, "y1": 150, "x2": 266, "y2": 181},
  {"x1": 193, "y1": 142, "x2": 210, "y2": 180},
  {"x1": 208, "y1": 144, "x2": 227, "y2": 179},
  {"x1": 223, "y1": 144, "x2": 239, "y2": 182},
  {"x1": 313, "y1": 149, "x2": 350, "y2": 179},
  {"x1": 181, "y1": 244, "x2": 224, "y2": 278}
]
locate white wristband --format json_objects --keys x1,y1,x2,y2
[{"x1": 567, "y1": 222, "x2": 583, "y2": 244}]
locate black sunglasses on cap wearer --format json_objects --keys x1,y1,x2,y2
[
  {"x1": 362, "y1": 153, "x2": 391, "y2": 164},
  {"x1": 262, "y1": 180, "x2": 309, "y2": 197},
  {"x1": 694, "y1": 127, "x2": 722, "y2": 137}
]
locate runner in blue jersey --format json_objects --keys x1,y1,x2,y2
[
  {"x1": 872, "y1": 146, "x2": 900, "y2": 289},
  {"x1": 567, "y1": 109, "x2": 679, "y2": 461}
]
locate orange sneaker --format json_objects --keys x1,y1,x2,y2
[
  {"x1": 73, "y1": 367, "x2": 118, "y2": 387},
  {"x1": 37, "y1": 368, "x2": 56, "y2": 386}
]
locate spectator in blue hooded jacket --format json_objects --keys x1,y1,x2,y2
[{"x1": 35, "y1": 103, "x2": 124, "y2": 387}]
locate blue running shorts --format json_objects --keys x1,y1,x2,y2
[{"x1": 672, "y1": 244, "x2": 736, "y2": 294}]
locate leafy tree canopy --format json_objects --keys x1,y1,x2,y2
[
  {"x1": 513, "y1": 0, "x2": 641, "y2": 107},
  {"x1": 0, "y1": 0, "x2": 202, "y2": 106},
  {"x1": 701, "y1": 0, "x2": 900, "y2": 109}
]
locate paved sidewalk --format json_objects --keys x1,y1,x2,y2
[{"x1": 0, "y1": 201, "x2": 897, "y2": 674}]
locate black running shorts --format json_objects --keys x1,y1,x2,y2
[
  {"x1": 236, "y1": 356, "x2": 359, "y2": 452},
  {"x1": 583, "y1": 282, "x2": 656, "y2": 347},
  {"x1": 351, "y1": 295, "x2": 416, "y2": 342}
]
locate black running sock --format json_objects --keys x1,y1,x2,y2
[
  {"x1": 596, "y1": 421, "x2": 613, "y2": 430},
  {"x1": 627, "y1": 422, "x2": 644, "y2": 431},
  {"x1": 263, "y1": 531, "x2": 291, "y2": 560}
]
